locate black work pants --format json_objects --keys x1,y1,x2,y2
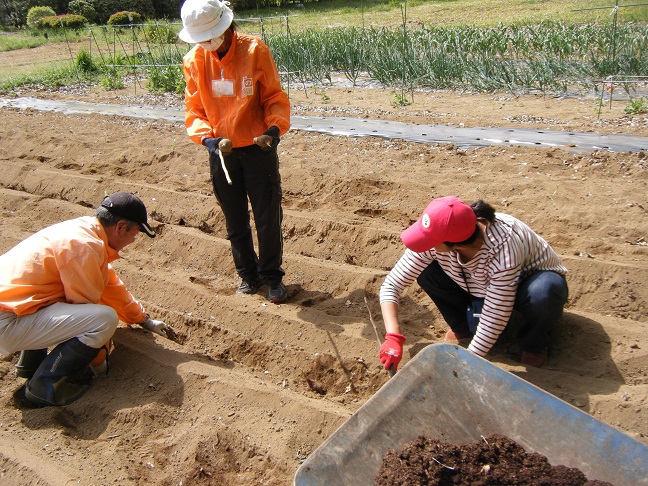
[
  {"x1": 417, "y1": 261, "x2": 568, "y2": 352},
  {"x1": 209, "y1": 144, "x2": 284, "y2": 284}
]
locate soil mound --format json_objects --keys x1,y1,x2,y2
[{"x1": 0, "y1": 80, "x2": 646, "y2": 484}]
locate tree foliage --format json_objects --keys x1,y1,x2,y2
[
  {"x1": 68, "y1": 0, "x2": 98, "y2": 23},
  {"x1": 1, "y1": 0, "x2": 178, "y2": 26},
  {"x1": 150, "y1": 0, "x2": 182, "y2": 19},
  {"x1": 27, "y1": 6, "x2": 57, "y2": 27},
  {"x1": 92, "y1": 0, "x2": 153, "y2": 23}
]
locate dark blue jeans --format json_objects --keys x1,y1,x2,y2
[{"x1": 417, "y1": 261, "x2": 568, "y2": 352}]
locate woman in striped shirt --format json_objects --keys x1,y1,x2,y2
[{"x1": 379, "y1": 196, "x2": 568, "y2": 371}]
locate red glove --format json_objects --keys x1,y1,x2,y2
[{"x1": 379, "y1": 333, "x2": 406, "y2": 372}]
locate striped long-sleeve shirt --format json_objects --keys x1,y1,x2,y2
[{"x1": 380, "y1": 213, "x2": 567, "y2": 356}]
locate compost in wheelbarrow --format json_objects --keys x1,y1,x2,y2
[{"x1": 293, "y1": 343, "x2": 648, "y2": 486}]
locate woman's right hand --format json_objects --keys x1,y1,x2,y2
[{"x1": 379, "y1": 333, "x2": 406, "y2": 372}]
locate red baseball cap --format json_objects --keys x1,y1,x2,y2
[{"x1": 401, "y1": 196, "x2": 476, "y2": 252}]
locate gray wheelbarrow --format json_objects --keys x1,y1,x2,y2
[{"x1": 294, "y1": 343, "x2": 648, "y2": 486}]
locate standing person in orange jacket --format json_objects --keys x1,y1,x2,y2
[
  {"x1": 179, "y1": 0, "x2": 291, "y2": 303},
  {"x1": 0, "y1": 192, "x2": 173, "y2": 407}
]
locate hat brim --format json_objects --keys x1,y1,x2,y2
[
  {"x1": 139, "y1": 222, "x2": 156, "y2": 238},
  {"x1": 400, "y1": 220, "x2": 440, "y2": 253},
  {"x1": 178, "y1": 10, "x2": 233, "y2": 44}
]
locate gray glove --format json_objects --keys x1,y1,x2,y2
[
  {"x1": 253, "y1": 134, "x2": 274, "y2": 150},
  {"x1": 140, "y1": 314, "x2": 173, "y2": 339},
  {"x1": 218, "y1": 138, "x2": 233, "y2": 156}
]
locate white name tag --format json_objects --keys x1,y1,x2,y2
[{"x1": 212, "y1": 79, "x2": 234, "y2": 97}]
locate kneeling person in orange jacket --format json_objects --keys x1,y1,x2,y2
[{"x1": 0, "y1": 192, "x2": 173, "y2": 406}]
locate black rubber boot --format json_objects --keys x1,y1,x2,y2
[
  {"x1": 25, "y1": 338, "x2": 100, "y2": 407},
  {"x1": 15, "y1": 349, "x2": 48, "y2": 379}
]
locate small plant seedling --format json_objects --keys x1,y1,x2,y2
[
  {"x1": 390, "y1": 91, "x2": 411, "y2": 107},
  {"x1": 101, "y1": 72, "x2": 124, "y2": 90},
  {"x1": 624, "y1": 97, "x2": 648, "y2": 115}
]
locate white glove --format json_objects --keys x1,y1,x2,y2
[
  {"x1": 90, "y1": 360, "x2": 109, "y2": 378},
  {"x1": 140, "y1": 315, "x2": 170, "y2": 337}
]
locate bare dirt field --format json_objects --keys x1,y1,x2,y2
[{"x1": 0, "y1": 43, "x2": 647, "y2": 485}]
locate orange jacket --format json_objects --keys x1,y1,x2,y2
[
  {"x1": 182, "y1": 31, "x2": 290, "y2": 148},
  {"x1": 0, "y1": 216, "x2": 146, "y2": 325}
]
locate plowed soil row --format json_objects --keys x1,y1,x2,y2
[{"x1": 0, "y1": 83, "x2": 646, "y2": 485}]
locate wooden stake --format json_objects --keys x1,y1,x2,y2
[{"x1": 364, "y1": 296, "x2": 382, "y2": 346}]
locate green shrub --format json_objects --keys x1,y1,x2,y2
[
  {"x1": 93, "y1": 0, "x2": 154, "y2": 24},
  {"x1": 146, "y1": 65, "x2": 184, "y2": 93},
  {"x1": 39, "y1": 15, "x2": 61, "y2": 28},
  {"x1": 39, "y1": 14, "x2": 87, "y2": 29},
  {"x1": 107, "y1": 10, "x2": 142, "y2": 25},
  {"x1": 68, "y1": 0, "x2": 98, "y2": 24},
  {"x1": 625, "y1": 97, "x2": 648, "y2": 115},
  {"x1": 101, "y1": 72, "x2": 124, "y2": 90},
  {"x1": 142, "y1": 21, "x2": 178, "y2": 44},
  {"x1": 26, "y1": 6, "x2": 56, "y2": 28},
  {"x1": 75, "y1": 49, "x2": 98, "y2": 72},
  {"x1": 60, "y1": 14, "x2": 87, "y2": 29}
]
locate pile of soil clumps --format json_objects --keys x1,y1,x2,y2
[{"x1": 375, "y1": 434, "x2": 612, "y2": 485}]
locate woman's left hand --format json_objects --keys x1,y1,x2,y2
[{"x1": 253, "y1": 134, "x2": 274, "y2": 150}]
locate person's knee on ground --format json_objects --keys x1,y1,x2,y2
[{"x1": 515, "y1": 272, "x2": 568, "y2": 366}]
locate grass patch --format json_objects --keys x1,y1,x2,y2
[
  {"x1": 0, "y1": 64, "x2": 86, "y2": 92},
  {"x1": 236, "y1": 0, "x2": 647, "y2": 32},
  {"x1": 0, "y1": 29, "x2": 78, "y2": 52},
  {"x1": 0, "y1": 34, "x2": 48, "y2": 51},
  {"x1": 0, "y1": 1, "x2": 646, "y2": 94}
]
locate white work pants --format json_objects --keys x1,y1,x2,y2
[{"x1": 0, "y1": 302, "x2": 118, "y2": 356}]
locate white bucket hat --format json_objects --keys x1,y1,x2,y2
[{"x1": 178, "y1": 0, "x2": 234, "y2": 44}]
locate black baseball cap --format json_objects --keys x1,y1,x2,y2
[{"x1": 100, "y1": 192, "x2": 156, "y2": 238}]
